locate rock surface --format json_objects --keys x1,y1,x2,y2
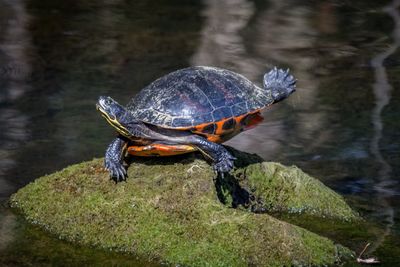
[{"x1": 10, "y1": 151, "x2": 358, "y2": 266}]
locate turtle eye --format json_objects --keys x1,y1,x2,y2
[{"x1": 105, "y1": 98, "x2": 112, "y2": 105}]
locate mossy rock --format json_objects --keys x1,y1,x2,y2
[
  {"x1": 216, "y1": 148, "x2": 359, "y2": 221},
  {"x1": 10, "y1": 150, "x2": 358, "y2": 266}
]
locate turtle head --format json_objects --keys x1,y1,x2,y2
[
  {"x1": 263, "y1": 67, "x2": 296, "y2": 103},
  {"x1": 96, "y1": 96, "x2": 134, "y2": 137}
]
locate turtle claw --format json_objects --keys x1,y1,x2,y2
[
  {"x1": 104, "y1": 159, "x2": 127, "y2": 183},
  {"x1": 213, "y1": 149, "x2": 235, "y2": 175}
]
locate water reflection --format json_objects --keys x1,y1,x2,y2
[
  {"x1": 0, "y1": 0, "x2": 32, "y2": 252},
  {"x1": 368, "y1": 0, "x2": 400, "y2": 253},
  {"x1": 0, "y1": 205, "x2": 17, "y2": 251},
  {"x1": 191, "y1": 0, "x2": 256, "y2": 72},
  {"x1": 0, "y1": 0, "x2": 32, "y2": 200}
]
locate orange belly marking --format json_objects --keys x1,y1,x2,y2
[{"x1": 127, "y1": 143, "x2": 196, "y2": 157}]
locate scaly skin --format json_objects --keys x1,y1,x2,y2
[{"x1": 104, "y1": 137, "x2": 127, "y2": 182}]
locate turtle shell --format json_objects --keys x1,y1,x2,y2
[{"x1": 127, "y1": 66, "x2": 273, "y2": 139}]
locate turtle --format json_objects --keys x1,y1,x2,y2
[{"x1": 96, "y1": 66, "x2": 296, "y2": 182}]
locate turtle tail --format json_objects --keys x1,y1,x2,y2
[{"x1": 263, "y1": 67, "x2": 297, "y2": 103}]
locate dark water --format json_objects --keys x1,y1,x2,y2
[{"x1": 1, "y1": 0, "x2": 400, "y2": 265}]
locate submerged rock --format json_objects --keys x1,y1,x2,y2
[{"x1": 10, "y1": 150, "x2": 358, "y2": 266}]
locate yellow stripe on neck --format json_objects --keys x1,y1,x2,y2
[{"x1": 101, "y1": 112, "x2": 131, "y2": 138}]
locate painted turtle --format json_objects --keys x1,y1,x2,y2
[{"x1": 96, "y1": 66, "x2": 296, "y2": 182}]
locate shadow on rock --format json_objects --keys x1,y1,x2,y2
[{"x1": 215, "y1": 146, "x2": 267, "y2": 212}]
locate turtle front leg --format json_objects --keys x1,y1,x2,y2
[{"x1": 105, "y1": 137, "x2": 127, "y2": 182}]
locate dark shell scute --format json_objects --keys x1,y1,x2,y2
[
  {"x1": 222, "y1": 118, "x2": 236, "y2": 130},
  {"x1": 202, "y1": 123, "x2": 216, "y2": 134},
  {"x1": 193, "y1": 113, "x2": 214, "y2": 126},
  {"x1": 150, "y1": 112, "x2": 173, "y2": 126},
  {"x1": 172, "y1": 117, "x2": 194, "y2": 127},
  {"x1": 136, "y1": 110, "x2": 154, "y2": 122},
  {"x1": 232, "y1": 102, "x2": 248, "y2": 117},
  {"x1": 212, "y1": 107, "x2": 232, "y2": 122},
  {"x1": 198, "y1": 69, "x2": 246, "y2": 108},
  {"x1": 157, "y1": 80, "x2": 212, "y2": 117},
  {"x1": 254, "y1": 90, "x2": 271, "y2": 105}
]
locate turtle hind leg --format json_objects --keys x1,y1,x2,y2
[
  {"x1": 263, "y1": 67, "x2": 296, "y2": 103},
  {"x1": 185, "y1": 135, "x2": 236, "y2": 174},
  {"x1": 105, "y1": 137, "x2": 127, "y2": 182}
]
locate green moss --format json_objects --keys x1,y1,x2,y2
[
  {"x1": 10, "y1": 153, "x2": 357, "y2": 266},
  {"x1": 239, "y1": 162, "x2": 358, "y2": 220}
]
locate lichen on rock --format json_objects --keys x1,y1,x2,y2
[{"x1": 10, "y1": 149, "x2": 358, "y2": 266}]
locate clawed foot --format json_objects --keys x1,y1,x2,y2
[
  {"x1": 213, "y1": 150, "x2": 236, "y2": 176},
  {"x1": 104, "y1": 159, "x2": 127, "y2": 183}
]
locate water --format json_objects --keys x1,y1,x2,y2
[{"x1": 1, "y1": 0, "x2": 400, "y2": 265}]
